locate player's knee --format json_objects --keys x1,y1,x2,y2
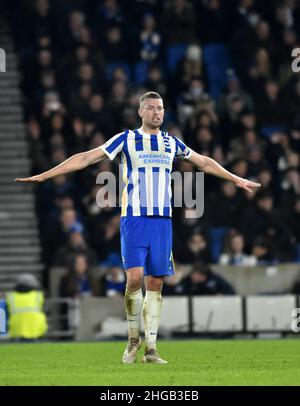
[
  {"x1": 126, "y1": 275, "x2": 142, "y2": 291},
  {"x1": 126, "y1": 268, "x2": 143, "y2": 291},
  {"x1": 146, "y1": 278, "x2": 163, "y2": 292}
]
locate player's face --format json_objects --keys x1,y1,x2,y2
[{"x1": 139, "y1": 98, "x2": 164, "y2": 129}]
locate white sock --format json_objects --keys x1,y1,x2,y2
[
  {"x1": 125, "y1": 288, "x2": 143, "y2": 340},
  {"x1": 143, "y1": 290, "x2": 162, "y2": 351}
]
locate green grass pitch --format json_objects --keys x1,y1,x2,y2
[{"x1": 0, "y1": 339, "x2": 300, "y2": 386}]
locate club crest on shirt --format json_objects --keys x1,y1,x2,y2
[{"x1": 162, "y1": 133, "x2": 171, "y2": 150}]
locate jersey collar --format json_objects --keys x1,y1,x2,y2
[{"x1": 137, "y1": 127, "x2": 162, "y2": 137}]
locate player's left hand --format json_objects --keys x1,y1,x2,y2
[{"x1": 233, "y1": 176, "x2": 261, "y2": 193}]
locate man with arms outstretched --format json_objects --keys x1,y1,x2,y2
[{"x1": 16, "y1": 91, "x2": 260, "y2": 364}]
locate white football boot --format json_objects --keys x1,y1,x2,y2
[
  {"x1": 142, "y1": 348, "x2": 168, "y2": 364},
  {"x1": 122, "y1": 337, "x2": 142, "y2": 364}
]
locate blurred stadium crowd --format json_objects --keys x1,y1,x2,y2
[{"x1": 6, "y1": 0, "x2": 300, "y2": 298}]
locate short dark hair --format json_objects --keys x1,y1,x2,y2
[
  {"x1": 139, "y1": 91, "x2": 162, "y2": 106},
  {"x1": 192, "y1": 262, "x2": 211, "y2": 276}
]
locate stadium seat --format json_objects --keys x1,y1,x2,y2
[
  {"x1": 260, "y1": 126, "x2": 287, "y2": 139},
  {"x1": 203, "y1": 43, "x2": 233, "y2": 100},
  {"x1": 166, "y1": 43, "x2": 188, "y2": 74},
  {"x1": 134, "y1": 61, "x2": 150, "y2": 85},
  {"x1": 203, "y1": 43, "x2": 231, "y2": 66},
  {"x1": 208, "y1": 75, "x2": 228, "y2": 101},
  {"x1": 209, "y1": 227, "x2": 229, "y2": 263}
]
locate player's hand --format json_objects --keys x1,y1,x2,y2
[
  {"x1": 15, "y1": 174, "x2": 45, "y2": 183},
  {"x1": 233, "y1": 176, "x2": 261, "y2": 193}
]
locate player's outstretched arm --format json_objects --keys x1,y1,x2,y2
[
  {"x1": 15, "y1": 146, "x2": 107, "y2": 183},
  {"x1": 188, "y1": 151, "x2": 261, "y2": 192}
]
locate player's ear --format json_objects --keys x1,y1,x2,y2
[{"x1": 138, "y1": 108, "x2": 143, "y2": 118}]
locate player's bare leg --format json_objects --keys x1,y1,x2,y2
[
  {"x1": 122, "y1": 267, "x2": 143, "y2": 364},
  {"x1": 142, "y1": 275, "x2": 167, "y2": 364}
]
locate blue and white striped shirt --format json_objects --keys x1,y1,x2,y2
[{"x1": 100, "y1": 127, "x2": 192, "y2": 217}]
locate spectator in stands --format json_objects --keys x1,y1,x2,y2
[
  {"x1": 206, "y1": 180, "x2": 242, "y2": 228},
  {"x1": 67, "y1": 10, "x2": 86, "y2": 48},
  {"x1": 60, "y1": 207, "x2": 84, "y2": 234},
  {"x1": 187, "y1": 110, "x2": 218, "y2": 141},
  {"x1": 102, "y1": 25, "x2": 127, "y2": 62},
  {"x1": 174, "y1": 44, "x2": 205, "y2": 94},
  {"x1": 254, "y1": 20, "x2": 276, "y2": 57},
  {"x1": 6, "y1": 274, "x2": 48, "y2": 340},
  {"x1": 239, "y1": 110, "x2": 257, "y2": 132},
  {"x1": 228, "y1": 129, "x2": 266, "y2": 161},
  {"x1": 34, "y1": 70, "x2": 58, "y2": 110},
  {"x1": 241, "y1": 189, "x2": 295, "y2": 259},
  {"x1": 111, "y1": 66, "x2": 130, "y2": 85},
  {"x1": 59, "y1": 254, "x2": 99, "y2": 298},
  {"x1": 49, "y1": 132, "x2": 65, "y2": 154},
  {"x1": 180, "y1": 263, "x2": 235, "y2": 295},
  {"x1": 198, "y1": 0, "x2": 233, "y2": 43},
  {"x1": 173, "y1": 207, "x2": 206, "y2": 245},
  {"x1": 280, "y1": 152, "x2": 300, "y2": 195},
  {"x1": 284, "y1": 75, "x2": 300, "y2": 125},
  {"x1": 143, "y1": 64, "x2": 167, "y2": 97},
  {"x1": 42, "y1": 90, "x2": 64, "y2": 118},
  {"x1": 93, "y1": 0, "x2": 124, "y2": 36},
  {"x1": 139, "y1": 13, "x2": 161, "y2": 61},
  {"x1": 220, "y1": 93, "x2": 248, "y2": 134},
  {"x1": 192, "y1": 127, "x2": 219, "y2": 155},
  {"x1": 101, "y1": 266, "x2": 126, "y2": 297},
  {"x1": 87, "y1": 93, "x2": 114, "y2": 133},
  {"x1": 230, "y1": 159, "x2": 249, "y2": 180},
  {"x1": 67, "y1": 85, "x2": 91, "y2": 119},
  {"x1": 257, "y1": 168, "x2": 274, "y2": 194},
  {"x1": 82, "y1": 185, "x2": 103, "y2": 216},
  {"x1": 161, "y1": 0, "x2": 197, "y2": 45},
  {"x1": 278, "y1": 28, "x2": 299, "y2": 81},
  {"x1": 175, "y1": 232, "x2": 211, "y2": 265},
  {"x1": 75, "y1": 63, "x2": 98, "y2": 94},
  {"x1": 247, "y1": 146, "x2": 270, "y2": 177},
  {"x1": 40, "y1": 176, "x2": 78, "y2": 213},
  {"x1": 219, "y1": 233, "x2": 256, "y2": 266},
  {"x1": 177, "y1": 77, "x2": 212, "y2": 127},
  {"x1": 90, "y1": 214, "x2": 121, "y2": 261},
  {"x1": 53, "y1": 230, "x2": 98, "y2": 267},
  {"x1": 163, "y1": 268, "x2": 186, "y2": 295},
  {"x1": 285, "y1": 195, "x2": 300, "y2": 243},
  {"x1": 254, "y1": 47, "x2": 273, "y2": 81},
  {"x1": 27, "y1": 117, "x2": 50, "y2": 173},
  {"x1": 37, "y1": 49, "x2": 54, "y2": 73},
  {"x1": 45, "y1": 207, "x2": 84, "y2": 259},
  {"x1": 251, "y1": 236, "x2": 278, "y2": 265},
  {"x1": 107, "y1": 81, "x2": 129, "y2": 125},
  {"x1": 256, "y1": 80, "x2": 288, "y2": 128},
  {"x1": 218, "y1": 70, "x2": 253, "y2": 120}
]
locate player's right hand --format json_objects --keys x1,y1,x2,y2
[{"x1": 15, "y1": 174, "x2": 45, "y2": 183}]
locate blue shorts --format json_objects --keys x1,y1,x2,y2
[{"x1": 120, "y1": 216, "x2": 175, "y2": 277}]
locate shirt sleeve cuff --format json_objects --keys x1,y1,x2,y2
[
  {"x1": 180, "y1": 148, "x2": 192, "y2": 159},
  {"x1": 99, "y1": 145, "x2": 115, "y2": 161}
]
